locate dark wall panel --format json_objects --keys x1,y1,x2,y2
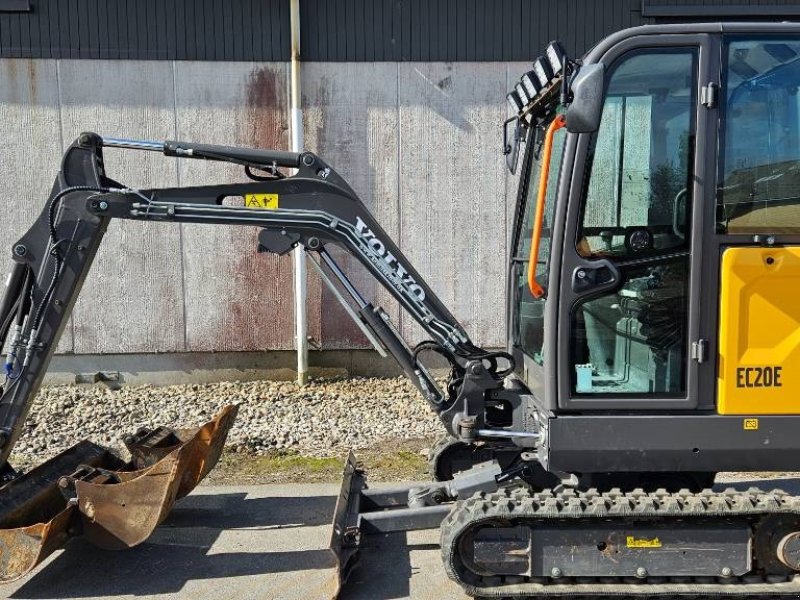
[
  {"x1": 1, "y1": 0, "x2": 799, "y2": 61},
  {"x1": 299, "y1": 0, "x2": 800, "y2": 61},
  {"x1": 0, "y1": 0, "x2": 290, "y2": 59}
]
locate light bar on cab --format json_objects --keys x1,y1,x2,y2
[
  {"x1": 507, "y1": 90, "x2": 525, "y2": 114},
  {"x1": 521, "y1": 70, "x2": 542, "y2": 98},
  {"x1": 545, "y1": 41, "x2": 568, "y2": 77},
  {"x1": 505, "y1": 40, "x2": 570, "y2": 118},
  {"x1": 514, "y1": 82, "x2": 531, "y2": 105},
  {"x1": 533, "y1": 56, "x2": 554, "y2": 88}
]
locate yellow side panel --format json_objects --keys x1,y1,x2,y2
[{"x1": 718, "y1": 246, "x2": 800, "y2": 415}]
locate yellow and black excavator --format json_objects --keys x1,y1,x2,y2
[{"x1": 3, "y1": 20, "x2": 800, "y2": 598}]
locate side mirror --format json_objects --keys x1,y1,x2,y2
[
  {"x1": 566, "y1": 64, "x2": 605, "y2": 133},
  {"x1": 504, "y1": 117, "x2": 524, "y2": 174}
]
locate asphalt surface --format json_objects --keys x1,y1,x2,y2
[
  {"x1": 3, "y1": 482, "x2": 462, "y2": 600},
  {"x1": 4, "y1": 476, "x2": 800, "y2": 600}
]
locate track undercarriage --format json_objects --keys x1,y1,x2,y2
[
  {"x1": 442, "y1": 486, "x2": 800, "y2": 598},
  {"x1": 333, "y1": 448, "x2": 800, "y2": 599}
]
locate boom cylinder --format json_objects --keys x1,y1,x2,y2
[
  {"x1": 0, "y1": 262, "x2": 26, "y2": 350},
  {"x1": 358, "y1": 304, "x2": 443, "y2": 409},
  {"x1": 101, "y1": 137, "x2": 165, "y2": 152}
]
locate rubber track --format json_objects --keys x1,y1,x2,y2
[
  {"x1": 441, "y1": 485, "x2": 800, "y2": 598},
  {"x1": 427, "y1": 434, "x2": 460, "y2": 480}
]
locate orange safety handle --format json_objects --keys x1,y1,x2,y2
[{"x1": 527, "y1": 114, "x2": 566, "y2": 298}]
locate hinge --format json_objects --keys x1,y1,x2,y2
[
  {"x1": 701, "y1": 83, "x2": 718, "y2": 109},
  {"x1": 691, "y1": 339, "x2": 708, "y2": 363}
]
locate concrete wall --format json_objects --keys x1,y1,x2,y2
[{"x1": 0, "y1": 59, "x2": 527, "y2": 361}]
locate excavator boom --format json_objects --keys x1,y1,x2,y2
[{"x1": 0, "y1": 131, "x2": 514, "y2": 584}]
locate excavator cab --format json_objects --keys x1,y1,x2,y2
[{"x1": 507, "y1": 25, "x2": 800, "y2": 477}]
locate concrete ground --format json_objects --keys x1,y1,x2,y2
[
  {"x1": 3, "y1": 482, "x2": 462, "y2": 600},
  {"x1": 4, "y1": 476, "x2": 800, "y2": 600}
]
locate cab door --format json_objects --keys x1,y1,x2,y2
[{"x1": 557, "y1": 34, "x2": 715, "y2": 410}]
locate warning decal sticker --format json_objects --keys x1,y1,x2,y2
[{"x1": 245, "y1": 193, "x2": 279, "y2": 209}]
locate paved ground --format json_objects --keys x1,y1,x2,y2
[
  {"x1": 3, "y1": 482, "x2": 462, "y2": 600},
  {"x1": 4, "y1": 476, "x2": 800, "y2": 600}
]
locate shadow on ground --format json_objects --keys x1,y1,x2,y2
[
  {"x1": 10, "y1": 491, "x2": 340, "y2": 599},
  {"x1": 338, "y1": 534, "x2": 440, "y2": 600}
]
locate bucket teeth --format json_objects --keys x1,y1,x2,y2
[{"x1": 0, "y1": 404, "x2": 237, "y2": 581}]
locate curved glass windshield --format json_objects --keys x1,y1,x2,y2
[{"x1": 718, "y1": 38, "x2": 800, "y2": 234}]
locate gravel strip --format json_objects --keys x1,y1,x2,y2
[
  {"x1": 16, "y1": 379, "x2": 797, "y2": 488},
  {"x1": 9, "y1": 377, "x2": 442, "y2": 472}
]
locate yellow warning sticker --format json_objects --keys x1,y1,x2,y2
[
  {"x1": 744, "y1": 418, "x2": 759, "y2": 431},
  {"x1": 626, "y1": 536, "x2": 662, "y2": 549},
  {"x1": 244, "y1": 193, "x2": 279, "y2": 209}
]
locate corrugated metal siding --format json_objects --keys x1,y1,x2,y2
[
  {"x1": 0, "y1": 0, "x2": 290, "y2": 60},
  {"x1": 2, "y1": 0, "x2": 800, "y2": 61},
  {"x1": 642, "y1": 0, "x2": 800, "y2": 18},
  {"x1": 299, "y1": 0, "x2": 650, "y2": 61}
]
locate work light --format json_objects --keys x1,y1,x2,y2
[
  {"x1": 514, "y1": 82, "x2": 531, "y2": 106},
  {"x1": 545, "y1": 41, "x2": 568, "y2": 76},
  {"x1": 521, "y1": 70, "x2": 542, "y2": 98},
  {"x1": 533, "y1": 56, "x2": 554, "y2": 88},
  {"x1": 507, "y1": 91, "x2": 524, "y2": 114}
]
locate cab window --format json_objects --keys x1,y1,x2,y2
[
  {"x1": 512, "y1": 116, "x2": 567, "y2": 365},
  {"x1": 570, "y1": 48, "x2": 697, "y2": 396},
  {"x1": 578, "y1": 51, "x2": 695, "y2": 259},
  {"x1": 718, "y1": 38, "x2": 800, "y2": 234}
]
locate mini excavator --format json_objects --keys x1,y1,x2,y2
[{"x1": 3, "y1": 21, "x2": 800, "y2": 598}]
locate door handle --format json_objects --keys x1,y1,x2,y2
[
  {"x1": 527, "y1": 115, "x2": 567, "y2": 298},
  {"x1": 572, "y1": 260, "x2": 620, "y2": 294}
]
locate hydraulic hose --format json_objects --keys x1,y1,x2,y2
[
  {"x1": 0, "y1": 262, "x2": 26, "y2": 350},
  {"x1": 30, "y1": 185, "x2": 110, "y2": 333}
]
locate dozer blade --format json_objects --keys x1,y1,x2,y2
[
  {"x1": 329, "y1": 450, "x2": 365, "y2": 593},
  {"x1": 0, "y1": 404, "x2": 237, "y2": 581}
]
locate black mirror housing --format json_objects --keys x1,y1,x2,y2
[{"x1": 566, "y1": 63, "x2": 605, "y2": 133}]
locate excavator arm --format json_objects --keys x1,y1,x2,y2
[
  {"x1": 0, "y1": 132, "x2": 519, "y2": 470},
  {"x1": 0, "y1": 131, "x2": 527, "y2": 586}
]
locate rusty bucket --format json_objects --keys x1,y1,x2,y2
[{"x1": 0, "y1": 404, "x2": 237, "y2": 581}]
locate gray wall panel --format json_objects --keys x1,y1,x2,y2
[
  {"x1": 1, "y1": 58, "x2": 529, "y2": 354},
  {"x1": 0, "y1": 59, "x2": 71, "y2": 352},
  {"x1": 58, "y1": 60, "x2": 185, "y2": 354},
  {"x1": 173, "y1": 61, "x2": 308, "y2": 352},
  {"x1": 301, "y1": 62, "x2": 401, "y2": 349},
  {"x1": 397, "y1": 62, "x2": 508, "y2": 347}
]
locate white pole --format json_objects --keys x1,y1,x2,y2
[{"x1": 290, "y1": 0, "x2": 308, "y2": 386}]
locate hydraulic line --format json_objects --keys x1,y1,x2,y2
[
  {"x1": 2, "y1": 267, "x2": 33, "y2": 379},
  {"x1": 0, "y1": 295, "x2": 20, "y2": 353},
  {"x1": 30, "y1": 186, "x2": 110, "y2": 334},
  {"x1": 6, "y1": 186, "x2": 110, "y2": 394},
  {"x1": 0, "y1": 263, "x2": 26, "y2": 349}
]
